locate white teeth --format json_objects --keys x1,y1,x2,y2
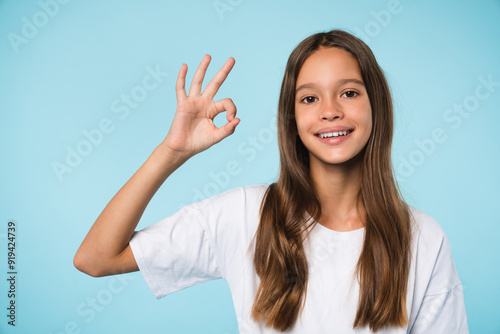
[{"x1": 319, "y1": 130, "x2": 351, "y2": 138}]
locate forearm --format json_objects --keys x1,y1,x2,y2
[
  {"x1": 75, "y1": 54, "x2": 238, "y2": 277},
  {"x1": 74, "y1": 142, "x2": 190, "y2": 275}
]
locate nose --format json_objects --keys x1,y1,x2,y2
[{"x1": 319, "y1": 97, "x2": 342, "y2": 120}]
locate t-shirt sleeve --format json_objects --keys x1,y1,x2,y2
[
  {"x1": 129, "y1": 202, "x2": 223, "y2": 299},
  {"x1": 409, "y1": 231, "x2": 469, "y2": 333}
]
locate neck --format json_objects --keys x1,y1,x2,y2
[{"x1": 309, "y1": 156, "x2": 365, "y2": 232}]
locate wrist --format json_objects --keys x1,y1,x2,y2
[{"x1": 155, "y1": 141, "x2": 192, "y2": 166}]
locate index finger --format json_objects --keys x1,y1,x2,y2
[
  {"x1": 175, "y1": 63, "x2": 188, "y2": 102},
  {"x1": 202, "y1": 57, "x2": 235, "y2": 99}
]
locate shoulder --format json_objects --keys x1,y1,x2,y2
[
  {"x1": 407, "y1": 205, "x2": 448, "y2": 252},
  {"x1": 185, "y1": 183, "x2": 272, "y2": 237},
  {"x1": 189, "y1": 183, "x2": 271, "y2": 212},
  {"x1": 216, "y1": 183, "x2": 271, "y2": 199},
  {"x1": 407, "y1": 205, "x2": 462, "y2": 294},
  {"x1": 407, "y1": 205, "x2": 450, "y2": 272},
  {"x1": 188, "y1": 184, "x2": 272, "y2": 277},
  {"x1": 405, "y1": 208, "x2": 468, "y2": 331},
  {"x1": 408, "y1": 205, "x2": 445, "y2": 237},
  {"x1": 216, "y1": 183, "x2": 271, "y2": 200}
]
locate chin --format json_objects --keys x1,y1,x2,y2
[{"x1": 310, "y1": 150, "x2": 365, "y2": 167}]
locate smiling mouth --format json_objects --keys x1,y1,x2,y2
[{"x1": 315, "y1": 130, "x2": 353, "y2": 139}]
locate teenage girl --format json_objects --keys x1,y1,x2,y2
[{"x1": 74, "y1": 30, "x2": 468, "y2": 333}]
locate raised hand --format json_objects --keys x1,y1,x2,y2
[{"x1": 162, "y1": 54, "x2": 240, "y2": 159}]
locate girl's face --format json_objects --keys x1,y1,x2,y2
[{"x1": 294, "y1": 47, "x2": 372, "y2": 168}]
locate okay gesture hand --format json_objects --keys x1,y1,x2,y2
[{"x1": 162, "y1": 54, "x2": 240, "y2": 158}]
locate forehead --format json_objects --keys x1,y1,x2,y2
[{"x1": 296, "y1": 47, "x2": 362, "y2": 85}]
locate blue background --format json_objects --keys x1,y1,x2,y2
[{"x1": 1, "y1": 0, "x2": 499, "y2": 333}]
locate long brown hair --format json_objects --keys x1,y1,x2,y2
[{"x1": 250, "y1": 29, "x2": 412, "y2": 332}]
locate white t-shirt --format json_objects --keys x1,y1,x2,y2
[{"x1": 129, "y1": 184, "x2": 469, "y2": 333}]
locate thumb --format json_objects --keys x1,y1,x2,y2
[{"x1": 212, "y1": 117, "x2": 240, "y2": 144}]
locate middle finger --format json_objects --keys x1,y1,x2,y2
[{"x1": 189, "y1": 54, "x2": 211, "y2": 96}]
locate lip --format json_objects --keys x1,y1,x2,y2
[
  {"x1": 314, "y1": 129, "x2": 353, "y2": 145},
  {"x1": 314, "y1": 126, "x2": 354, "y2": 135}
]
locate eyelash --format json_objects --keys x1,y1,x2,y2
[{"x1": 300, "y1": 91, "x2": 359, "y2": 104}]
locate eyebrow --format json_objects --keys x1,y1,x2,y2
[{"x1": 295, "y1": 79, "x2": 365, "y2": 95}]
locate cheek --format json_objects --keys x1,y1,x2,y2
[
  {"x1": 365, "y1": 113, "x2": 373, "y2": 133},
  {"x1": 361, "y1": 105, "x2": 373, "y2": 130}
]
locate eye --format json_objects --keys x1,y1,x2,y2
[
  {"x1": 300, "y1": 96, "x2": 318, "y2": 104},
  {"x1": 342, "y1": 91, "x2": 358, "y2": 98}
]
